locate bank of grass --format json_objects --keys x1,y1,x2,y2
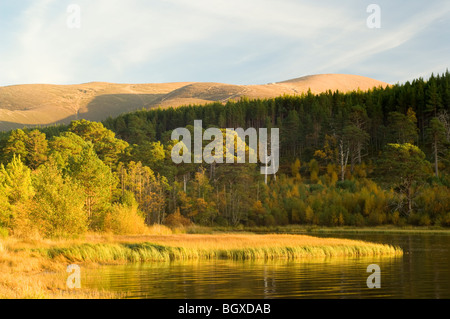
[
  {"x1": 0, "y1": 237, "x2": 126, "y2": 299},
  {"x1": 0, "y1": 230, "x2": 403, "y2": 299},
  {"x1": 41, "y1": 233, "x2": 402, "y2": 264}
]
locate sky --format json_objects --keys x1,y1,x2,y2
[{"x1": 0, "y1": 0, "x2": 449, "y2": 86}]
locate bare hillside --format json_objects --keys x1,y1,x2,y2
[{"x1": 0, "y1": 74, "x2": 388, "y2": 131}]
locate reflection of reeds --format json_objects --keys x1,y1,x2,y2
[
  {"x1": 44, "y1": 234, "x2": 403, "y2": 263},
  {"x1": 0, "y1": 234, "x2": 402, "y2": 298},
  {"x1": 92, "y1": 253, "x2": 403, "y2": 271}
]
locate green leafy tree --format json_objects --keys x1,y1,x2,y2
[
  {"x1": 31, "y1": 160, "x2": 87, "y2": 237},
  {"x1": 378, "y1": 143, "x2": 432, "y2": 216},
  {"x1": 68, "y1": 145, "x2": 116, "y2": 230},
  {"x1": 25, "y1": 130, "x2": 48, "y2": 169},
  {"x1": 128, "y1": 141, "x2": 166, "y2": 171},
  {"x1": 0, "y1": 155, "x2": 34, "y2": 231},
  {"x1": 0, "y1": 155, "x2": 34, "y2": 206},
  {"x1": 0, "y1": 169, "x2": 12, "y2": 228},
  {"x1": 69, "y1": 119, "x2": 128, "y2": 168},
  {"x1": 2, "y1": 129, "x2": 28, "y2": 163},
  {"x1": 2, "y1": 129, "x2": 48, "y2": 169},
  {"x1": 49, "y1": 132, "x2": 88, "y2": 171}
]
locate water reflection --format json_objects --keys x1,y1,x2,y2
[
  {"x1": 82, "y1": 233, "x2": 450, "y2": 299},
  {"x1": 83, "y1": 256, "x2": 401, "y2": 299},
  {"x1": 312, "y1": 233, "x2": 450, "y2": 299}
]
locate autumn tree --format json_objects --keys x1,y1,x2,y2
[
  {"x1": 118, "y1": 161, "x2": 169, "y2": 225},
  {"x1": 189, "y1": 168, "x2": 217, "y2": 225}
]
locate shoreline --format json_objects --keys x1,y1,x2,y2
[
  {"x1": 213, "y1": 225, "x2": 450, "y2": 235},
  {"x1": 7, "y1": 225, "x2": 450, "y2": 299},
  {"x1": 0, "y1": 231, "x2": 405, "y2": 299}
]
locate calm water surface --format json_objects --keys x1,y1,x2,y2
[{"x1": 82, "y1": 233, "x2": 450, "y2": 299}]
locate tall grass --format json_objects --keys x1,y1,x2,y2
[
  {"x1": 0, "y1": 238, "x2": 122, "y2": 299},
  {"x1": 43, "y1": 234, "x2": 403, "y2": 263},
  {"x1": 1, "y1": 234, "x2": 402, "y2": 298}
]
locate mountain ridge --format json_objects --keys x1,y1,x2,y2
[{"x1": 0, "y1": 74, "x2": 389, "y2": 131}]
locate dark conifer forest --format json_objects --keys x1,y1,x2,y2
[{"x1": 1, "y1": 72, "x2": 449, "y2": 237}]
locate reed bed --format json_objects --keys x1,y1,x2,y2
[
  {"x1": 0, "y1": 238, "x2": 123, "y2": 299},
  {"x1": 43, "y1": 234, "x2": 403, "y2": 263},
  {"x1": 1, "y1": 234, "x2": 402, "y2": 298}
]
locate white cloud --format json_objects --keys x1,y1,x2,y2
[
  {"x1": 1, "y1": 0, "x2": 68, "y2": 84},
  {"x1": 0, "y1": 0, "x2": 448, "y2": 86},
  {"x1": 313, "y1": 3, "x2": 450, "y2": 75}
]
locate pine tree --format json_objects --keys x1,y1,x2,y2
[
  {"x1": 25, "y1": 130, "x2": 48, "y2": 169},
  {"x1": 282, "y1": 110, "x2": 300, "y2": 157},
  {"x1": 427, "y1": 118, "x2": 447, "y2": 177},
  {"x1": 426, "y1": 75, "x2": 442, "y2": 118},
  {"x1": 387, "y1": 110, "x2": 419, "y2": 144},
  {"x1": 378, "y1": 143, "x2": 432, "y2": 216},
  {"x1": 69, "y1": 119, "x2": 128, "y2": 168}
]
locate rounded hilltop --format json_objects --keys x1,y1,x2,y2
[{"x1": 0, "y1": 74, "x2": 389, "y2": 131}]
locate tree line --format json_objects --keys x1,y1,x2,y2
[{"x1": 0, "y1": 71, "x2": 449, "y2": 237}]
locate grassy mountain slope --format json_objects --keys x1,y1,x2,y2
[{"x1": 0, "y1": 74, "x2": 388, "y2": 131}]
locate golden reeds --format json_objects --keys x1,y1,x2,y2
[
  {"x1": 43, "y1": 234, "x2": 403, "y2": 263},
  {"x1": 0, "y1": 234, "x2": 402, "y2": 299}
]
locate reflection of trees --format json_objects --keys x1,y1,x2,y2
[
  {"x1": 82, "y1": 235, "x2": 450, "y2": 299},
  {"x1": 263, "y1": 265, "x2": 277, "y2": 296}
]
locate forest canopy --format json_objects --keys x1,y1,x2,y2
[{"x1": 0, "y1": 71, "x2": 449, "y2": 238}]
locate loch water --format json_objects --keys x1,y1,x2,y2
[{"x1": 82, "y1": 233, "x2": 450, "y2": 299}]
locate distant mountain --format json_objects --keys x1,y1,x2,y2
[{"x1": 0, "y1": 74, "x2": 389, "y2": 131}]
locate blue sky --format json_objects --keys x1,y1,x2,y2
[{"x1": 0, "y1": 0, "x2": 449, "y2": 86}]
